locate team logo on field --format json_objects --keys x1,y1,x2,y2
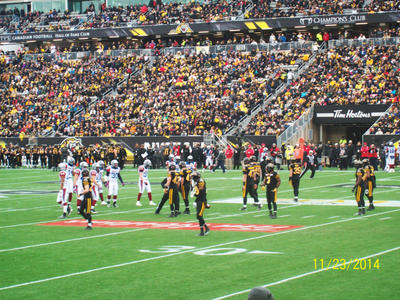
[{"x1": 39, "y1": 220, "x2": 303, "y2": 232}]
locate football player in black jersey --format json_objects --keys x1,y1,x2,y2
[
  {"x1": 79, "y1": 169, "x2": 93, "y2": 230},
  {"x1": 262, "y1": 163, "x2": 281, "y2": 219},
  {"x1": 241, "y1": 158, "x2": 261, "y2": 210},
  {"x1": 165, "y1": 164, "x2": 181, "y2": 217},
  {"x1": 155, "y1": 177, "x2": 169, "y2": 215},
  {"x1": 192, "y1": 172, "x2": 210, "y2": 236},
  {"x1": 289, "y1": 158, "x2": 302, "y2": 202},
  {"x1": 250, "y1": 156, "x2": 262, "y2": 208},
  {"x1": 179, "y1": 161, "x2": 192, "y2": 214},
  {"x1": 363, "y1": 159, "x2": 376, "y2": 211},
  {"x1": 352, "y1": 160, "x2": 367, "y2": 215}
]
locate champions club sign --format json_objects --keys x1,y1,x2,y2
[
  {"x1": 299, "y1": 15, "x2": 366, "y2": 26},
  {"x1": 314, "y1": 104, "x2": 391, "y2": 124}
]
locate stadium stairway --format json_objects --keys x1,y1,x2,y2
[{"x1": 223, "y1": 42, "x2": 327, "y2": 139}]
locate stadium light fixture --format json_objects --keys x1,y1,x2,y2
[
  {"x1": 356, "y1": 22, "x2": 368, "y2": 25},
  {"x1": 294, "y1": 25, "x2": 306, "y2": 29}
]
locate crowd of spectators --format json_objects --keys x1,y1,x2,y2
[
  {"x1": 0, "y1": 9, "x2": 86, "y2": 33},
  {"x1": 369, "y1": 103, "x2": 400, "y2": 134},
  {"x1": 1, "y1": 0, "x2": 400, "y2": 33},
  {"x1": 56, "y1": 49, "x2": 310, "y2": 137},
  {"x1": 0, "y1": 53, "x2": 146, "y2": 137},
  {"x1": 245, "y1": 44, "x2": 400, "y2": 135}
]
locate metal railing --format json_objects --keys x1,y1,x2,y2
[
  {"x1": 161, "y1": 41, "x2": 315, "y2": 56},
  {"x1": 224, "y1": 42, "x2": 325, "y2": 137},
  {"x1": 277, "y1": 104, "x2": 314, "y2": 147},
  {"x1": 23, "y1": 48, "x2": 153, "y2": 61},
  {"x1": 328, "y1": 37, "x2": 400, "y2": 48},
  {"x1": 363, "y1": 104, "x2": 394, "y2": 136}
]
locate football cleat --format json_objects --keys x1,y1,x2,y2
[
  {"x1": 112, "y1": 202, "x2": 118, "y2": 208},
  {"x1": 198, "y1": 232, "x2": 205, "y2": 236},
  {"x1": 204, "y1": 226, "x2": 210, "y2": 235},
  {"x1": 101, "y1": 201, "x2": 107, "y2": 206},
  {"x1": 91, "y1": 208, "x2": 97, "y2": 214},
  {"x1": 155, "y1": 210, "x2": 160, "y2": 215},
  {"x1": 175, "y1": 211, "x2": 181, "y2": 217},
  {"x1": 149, "y1": 201, "x2": 156, "y2": 206},
  {"x1": 85, "y1": 226, "x2": 92, "y2": 230},
  {"x1": 59, "y1": 214, "x2": 66, "y2": 219},
  {"x1": 183, "y1": 209, "x2": 190, "y2": 215},
  {"x1": 136, "y1": 201, "x2": 143, "y2": 207},
  {"x1": 240, "y1": 206, "x2": 247, "y2": 211},
  {"x1": 67, "y1": 205, "x2": 71, "y2": 216},
  {"x1": 168, "y1": 212, "x2": 175, "y2": 218}
]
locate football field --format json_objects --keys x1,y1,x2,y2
[{"x1": 1, "y1": 167, "x2": 399, "y2": 300}]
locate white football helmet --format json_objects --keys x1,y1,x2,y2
[
  {"x1": 59, "y1": 162, "x2": 67, "y2": 171},
  {"x1": 187, "y1": 155, "x2": 193, "y2": 161},
  {"x1": 111, "y1": 159, "x2": 118, "y2": 168},
  {"x1": 98, "y1": 160, "x2": 105, "y2": 168},
  {"x1": 144, "y1": 159, "x2": 152, "y2": 168},
  {"x1": 92, "y1": 162, "x2": 100, "y2": 170},
  {"x1": 80, "y1": 161, "x2": 88, "y2": 169},
  {"x1": 67, "y1": 157, "x2": 75, "y2": 166}
]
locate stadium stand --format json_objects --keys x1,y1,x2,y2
[
  {"x1": 55, "y1": 49, "x2": 311, "y2": 136},
  {"x1": 369, "y1": 103, "x2": 400, "y2": 134},
  {"x1": 245, "y1": 43, "x2": 400, "y2": 135}
]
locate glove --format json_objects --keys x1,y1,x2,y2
[
  {"x1": 193, "y1": 202, "x2": 197, "y2": 208},
  {"x1": 73, "y1": 185, "x2": 78, "y2": 194},
  {"x1": 261, "y1": 186, "x2": 265, "y2": 191},
  {"x1": 206, "y1": 203, "x2": 211, "y2": 209},
  {"x1": 273, "y1": 188, "x2": 277, "y2": 192},
  {"x1": 144, "y1": 181, "x2": 148, "y2": 185}
]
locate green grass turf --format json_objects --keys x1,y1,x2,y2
[{"x1": 0, "y1": 167, "x2": 399, "y2": 300}]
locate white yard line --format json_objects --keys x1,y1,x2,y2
[
  {"x1": 302, "y1": 215, "x2": 315, "y2": 219},
  {"x1": 0, "y1": 205, "x2": 299, "y2": 253},
  {"x1": 379, "y1": 217, "x2": 392, "y2": 221},
  {"x1": 328, "y1": 216, "x2": 341, "y2": 219},
  {"x1": 0, "y1": 208, "x2": 399, "y2": 291},
  {"x1": 212, "y1": 245, "x2": 400, "y2": 300}
]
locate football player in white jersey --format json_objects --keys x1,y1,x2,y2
[
  {"x1": 90, "y1": 163, "x2": 100, "y2": 213},
  {"x1": 97, "y1": 161, "x2": 107, "y2": 205},
  {"x1": 137, "y1": 159, "x2": 156, "y2": 207},
  {"x1": 57, "y1": 162, "x2": 71, "y2": 218},
  {"x1": 105, "y1": 159, "x2": 125, "y2": 207},
  {"x1": 204, "y1": 145, "x2": 214, "y2": 172},
  {"x1": 73, "y1": 161, "x2": 88, "y2": 212},
  {"x1": 386, "y1": 142, "x2": 396, "y2": 173},
  {"x1": 186, "y1": 155, "x2": 197, "y2": 171},
  {"x1": 165, "y1": 154, "x2": 175, "y2": 169},
  {"x1": 65, "y1": 157, "x2": 75, "y2": 212}
]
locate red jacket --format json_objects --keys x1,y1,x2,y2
[
  {"x1": 225, "y1": 146, "x2": 233, "y2": 159},
  {"x1": 361, "y1": 145, "x2": 369, "y2": 158},
  {"x1": 245, "y1": 147, "x2": 255, "y2": 158}
]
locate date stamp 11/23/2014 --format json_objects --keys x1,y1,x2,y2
[{"x1": 314, "y1": 258, "x2": 380, "y2": 271}]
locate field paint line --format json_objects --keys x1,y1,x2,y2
[
  {"x1": 0, "y1": 205, "x2": 58, "y2": 213},
  {"x1": 302, "y1": 215, "x2": 315, "y2": 219},
  {"x1": 1, "y1": 208, "x2": 399, "y2": 291},
  {"x1": 253, "y1": 214, "x2": 266, "y2": 218},
  {"x1": 137, "y1": 211, "x2": 155, "y2": 214},
  {"x1": 379, "y1": 217, "x2": 392, "y2": 221},
  {"x1": 328, "y1": 216, "x2": 341, "y2": 219},
  {"x1": 0, "y1": 229, "x2": 147, "y2": 253},
  {"x1": 0, "y1": 207, "x2": 156, "y2": 229},
  {"x1": 0, "y1": 205, "x2": 299, "y2": 253},
  {"x1": 213, "y1": 245, "x2": 400, "y2": 300},
  {"x1": 206, "y1": 212, "x2": 221, "y2": 216},
  {"x1": 279, "y1": 215, "x2": 290, "y2": 218}
]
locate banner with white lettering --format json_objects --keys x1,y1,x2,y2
[{"x1": 314, "y1": 104, "x2": 391, "y2": 124}]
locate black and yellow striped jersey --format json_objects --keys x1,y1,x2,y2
[
  {"x1": 194, "y1": 178, "x2": 206, "y2": 201},
  {"x1": 264, "y1": 171, "x2": 280, "y2": 190},
  {"x1": 168, "y1": 171, "x2": 179, "y2": 187},
  {"x1": 289, "y1": 163, "x2": 302, "y2": 177},
  {"x1": 179, "y1": 168, "x2": 192, "y2": 185}
]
